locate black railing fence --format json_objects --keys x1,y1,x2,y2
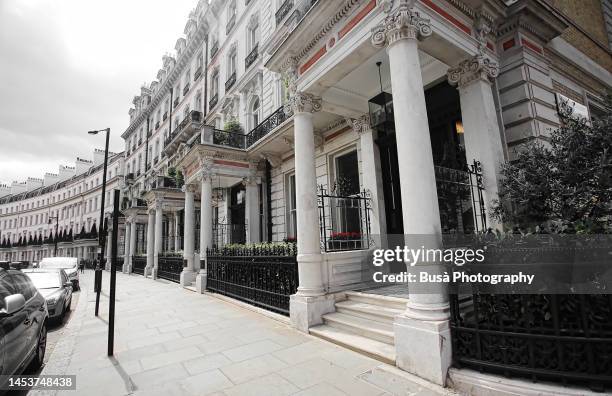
[
  {"x1": 132, "y1": 256, "x2": 146, "y2": 275},
  {"x1": 450, "y1": 293, "x2": 612, "y2": 391},
  {"x1": 318, "y1": 186, "x2": 372, "y2": 252},
  {"x1": 212, "y1": 128, "x2": 246, "y2": 149},
  {"x1": 157, "y1": 256, "x2": 183, "y2": 283},
  {"x1": 205, "y1": 244, "x2": 298, "y2": 315},
  {"x1": 213, "y1": 223, "x2": 246, "y2": 247},
  {"x1": 435, "y1": 161, "x2": 486, "y2": 234},
  {"x1": 245, "y1": 106, "x2": 288, "y2": 147}
]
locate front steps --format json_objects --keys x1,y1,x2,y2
[{"x1": 309, "y1": 291, "x2": 407, "y2": 365}]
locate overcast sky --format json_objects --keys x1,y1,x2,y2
[{"x1": 0, "y1": 0, "x2": 197, "y2": 185}]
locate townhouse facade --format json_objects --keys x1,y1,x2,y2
[{"x1": 1, "y1": 0, "x2": 611, "y2": 393}]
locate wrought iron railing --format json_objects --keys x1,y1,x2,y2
[
  {"x1": 165, "y1": 110, "x2": 202, "y2": 147},
  {"x1": 194, "y1": 66, "x2": 202, "y2": 81},
  {"x1": 205, "y1": 244, "x2": 298, "y2": 315},
  {"x1": 246, "y1": 106, "x2": 288, "y2": 147},
  {"x1": 163, "y1": 112, "x2": 168, "y2": 121},
  {"x1": 209, "y1": 93, "x2": 218, "y2": 109},
  {"x1": 157, "y1": 256, "x2": 183, "y2": 283},
  {"x1": 225, "y1": 72, "x2": 236, "y2": 91},
  {"x1": 183, "y1": 84, "x2": 190, "y2": 96},
  {"x1": 132, "y1": 256, "x2": 146, "y2": 275},
  {"x1": 213, "y1": 223, "x2": 246, "y2": 247},
  {"x1": 212, "y1": 128, "x2": 246, "y2": 149},
  {"x1": 450, "y1": 293, "x2": 612, "y2": 391},
  {"x1": 435, "y1": 161, "x2": 486, "y2": 234},
  {"x1": 318, "y1": 186, "x2": 372, "y2": 252},
  {"x1": 155, "y1": 121, "x2": 160, "y2": 130},
  {"x1": 276, "y1": 0, "x2": 294, "y2": 25},
  {"x1": 245, "y1": 44, "x2": 258, "y2": 69},
  {"x1": 210, "y1": 41, "x2": 219, "y2": 58},
  {"x1": 173, "y1": 97, "x2": 179, "y2": 107}
]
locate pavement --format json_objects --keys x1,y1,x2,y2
[{"x1": 30, "y1": 270, "x2": 455, "y2": 396}]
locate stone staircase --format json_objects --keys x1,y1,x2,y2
[{"x1": 309, "y1": 291, "x2": 407, "y2": 365}]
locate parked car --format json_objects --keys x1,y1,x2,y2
[
  {"x1": 39, "y1": 257, "x2": 79, "y2": 290},
  {"x1": 0, "y1": 261, "x2": 9, "y2": 270},
  {"x1": 0, "y1": 268, "x2": 48, "y2": 385},
  {"x1": 9, "y1": 261, "x2": 28, "y2": 270},
  {"x1": 23, "y1": 269, "x2": 72, "y2": 322}
]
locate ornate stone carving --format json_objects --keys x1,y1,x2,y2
[
  {"x1": 371, "y1": 0, "x2": 432, "y2": 48},
  {"x1": 259, "y1": 152, "x2": 281, "y2": 167},
  {"x1": 447, "y1": 54, "x2": 499, "y2": 88},
  {"x1": 182, "y1": 184, "x2": 198, "y2": 194},
  {"x1": 198, "y1": 154, "x2": 214, "y2": 182},
  {"x1": 474, "y1": 10, "x2": 494, "y2": 54},
  {"x1": 280, "y1": 55, "x2": 299, "y2": 96},
  {"x1": 286, "y1": 92, "x2": 322, "y2": 114},
  {"x1": 345, "y1": 114, "x2": 372, "y2": 135}
]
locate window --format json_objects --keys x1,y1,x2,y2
[
  {"x1": 212, "y1": 70, "x2": 219, "y2": 96},
  {"x1": 228, "y1": 52, "x2": 236, "y2": 76},
  {"x1": 248, "y1": 20, "x2": 259, "y2": 51},
  {"x1": 331, "y1": 149, "x2": 361, "y2": 235},
  {"x1": 11, "y1": 273, "x2": 35, "y2": 300},
  {"x1": 286, "y1": 174, "x2": 297, "y2": 239},
  {"x1": 251, "y1": 97, "x2": 260, "y2": 129}
]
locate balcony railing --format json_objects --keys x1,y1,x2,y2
[
  {"x1": 163, "y1": 112, "x2": 168, "y2": 121},
  {"x1": 209, "y1": 93, "x2": 218, "y2": 109},
  {"x1": 194, "y1": 66, "x2": 202, "y2": 81},
  {"x1": 210, "y1": 41, "x2": 219, "y2": 58},
  {"x1": 246, "y1": 106, "x2": 288, "y2": 147},
  {"x1": 155, "y1": 121, "x2": 160, "y2": 129},
  {"x1": 173, "y1": 97, "x2": 179, "y2": 107},
  {"x1": 318, "y1": 186, "x2": 372, "y2": 252},
  {"x1": 153, "y1": 157, "x2": 159, "y2": 165},
  {"x1": 225, "y1": 72, "x2": 236, "y2": 91},
  {"x1": 275, "y1": 0, "x2": 293, "y2": 25},
  {"x1": 212, "y1": 128, "x2": 245, "y2": 149},
  {"x1": 226, "y1": 14, "x2": 236, "y2": 34},
  {"x1": 183, "y1": 83, "x2": 190, "y2": 96},
  {"x1": 164, "y1": 110, "x2": 203, "y2": 156},
  {"x1": 245, "y1": 44, "x2": 258, "y2": 69},
  {"x1": 138, "y1": 138, "x2": 142, "y2": 145}
]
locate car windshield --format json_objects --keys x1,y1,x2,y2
[{"x1": 24, "y1": 272, "x2": 60, "y2": 289}]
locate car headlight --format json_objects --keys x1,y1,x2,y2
[{"x1": 47, "y1": 297, "x2": 57, "y2": 306}]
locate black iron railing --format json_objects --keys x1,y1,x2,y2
[
  {"x1": 276, "y1": 0, "x2": 293, "y2": 25},
  {"x1": 225, "y1": 72, "x2": 236, "y2": 91},
  {"x1": 318, "y1": 186, "x2": 372, "y2": 252},
  {"x1": 165, "y1": 110, "x2": 202, "y2": 147},
  {"x1": 450, "y1": 293, "x2": 612, "y2": 391},
  {"x1": 246, "y1": 106, "x2": 288, "y2": 147},
  {"x1": 213, "y1": 223, "x2": 246, "y2": 247},
  {"x1": 435, "y1": 161, "x2": 486, "y2": 234},
  {"x1": 132, "y1": 256, "x2": 146, "y2": 275},
  {"x1": 245, "y1": 44, "x2": 258, "y2": 69},
  {"x1": 183, "y1": 84, "x2": 190, "y2": 96},
  {"x1": 206, "y1": 244, "x2": 298, "y2": 315},
  {"x1": 210, "y1": 41, "x2": 219, "y2": 58},
  {"x1": 155, "y1": 121, "x2": 160, "y2": 129},
  {"x1": 194, "y1": 66, "x2": 202, "y2": 81},
  {"x1": 209, "y1": 93, "x2": 218, "y2": 109},
  {"x1": 212, "y1": 128, "x2": 245, "y2": 149},
  {"x1": 158, "y1": 256, "x2": 183, "y2": 283},
  {"x1": 174, "y1": 97, "x2": 179, "y2": 107},
  {"x1": 163, "y1": 112, "x2": 168, "y2": 121}
]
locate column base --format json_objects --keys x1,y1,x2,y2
[
  {"x1": 393, "y1": 314, "x2": 451, "y2": 386},
  {"x1": 125, "y1": 264, "x2": 132, "y2": 274},
  {"x1": 180, "y1": 270, "x2": 196, "y2": 287},
  {"x1": 195, "y1": 272, "x2": 207, "y2": 294},
  {"x1": 289, "y1": 293, "x2": 335, "y2": 333},
  {"x1": 144, "y1": 266, "x2": 152, "y2": 277},
  {"x1": 152, "y1": 268, "x2": 158, "y2": 280}
]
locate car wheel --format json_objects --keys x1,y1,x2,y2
[
  {"x1": 66, "y1": 298, "x2": 72, "y2": 312},
  {"x1": 30, "y1": 324, "x2": 47, "y2": 371}
]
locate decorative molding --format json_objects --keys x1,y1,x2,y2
[
  {"x1": 286, "y1": 92, "x2": 322, "y2": 114},
  {"x1": 182, "y1": 184, "x2": 198, "y2": 194},
  {"x1": 371, "y1": 0, "x2": 432, "y2": 48},
  {"x1": 447, "y1": 54, "x2": 499, "y2": 88},
  {"x1": 259, "y1": 152, "x2": 281, "y2": 167},
  {"x1": 345, "y1": 114, "x2": 372, "y2": 134},
  {"x1": 280, "y1": 55, "x2": 299, "y2": 95}
]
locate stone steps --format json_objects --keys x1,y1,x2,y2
[{"x1": 309, "y1": 290, "x2": 408, "y2": 365}]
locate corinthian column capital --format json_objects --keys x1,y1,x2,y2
[
  {"x1": 371, "y1": 0, "x2": 432, "y2": 48},
  {"x1": 447, "y1": 54, "x2": 499, "y2": 88},
  {"x1": 345, "y1": 114, "x2": 372, "y2": 135},
  {"x1": 286, "y1": 92, "x2": 322, "y2": 115}
]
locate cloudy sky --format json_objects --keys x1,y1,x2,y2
[{"x1": 0, "y1": 0, "x2": 196, "y2": 185}]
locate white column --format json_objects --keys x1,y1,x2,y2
[
  {"x1": 145, "y1": 210, "x2": 155, "y2": 276},
  {"x1": 153, "y1": 202, "x2": 163, "y2": 279},
  {"x1": 196, "y1": 167, "x2": 214, "y2": 293},
  {"x1": 448, "y1": 55, "x2": 503, "y2": 230},
  {"x1": 180, "y1": 185, "x2": 197, "y2": 286},
  {"x1": 371, "y1": 1, "x2": 450, "y2": 385},
  {"x1": 124, "y1": 221, "x2": 131, "y2": 271},
  {"x1": 128, "y1": 220, "x2": 137, "y2": 274},
  {"x1": 244, "y1": 171, "x2": 260, "y2": 244},
  {"x1": 174, "y1": 212, "x2": 181, "y2": 251},
  {"x1": 347, "y1": 115, "x2": 387, "y2": 241},
  {"x1": 288, "y1": 92, "x2": 334, "y2": 332}
]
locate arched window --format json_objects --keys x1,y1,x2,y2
[{"x1": 251, "y1": 97, "x2": 260, "y2": 128}]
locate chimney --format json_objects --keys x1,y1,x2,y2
[
  {"x1": 76, "y1": 157, "x2": 93, "y2": 175},
  {"x1": 43, "y1": 173, "x2": 59, "y2": 187},
  {"x1": 10, "y1": 181, "x2": 27, "y2": 195},
  {"x1": 93, "y1": 149, "x2": 106, "y2": 166},
  {"x1": 0, "y1": 184, "x2": 10, "y2": 197},
  {"x1": 26, "y1": 177, "x2": 43, "y2": 192},
  {"x1": 58, "y1": 165, "x2": 76, "y2": 182}
]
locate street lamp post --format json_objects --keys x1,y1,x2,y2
[
  {"x1": 48, "y1": 216, "x2": 59, "y2": 256},
  {"x1": 88, "y1": 127, "x2": 110, "y2": 317}
]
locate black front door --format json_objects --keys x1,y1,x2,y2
[
  {"x1": 375, "y1": 133, "x2": 403, "y2": 235},
  {"x1": 229, "y1": 184, "x2": 246, "y2": 244}
]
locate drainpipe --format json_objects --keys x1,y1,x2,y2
[{"x1": 265, "y1": 160, "x2": 272, "y2": 242}]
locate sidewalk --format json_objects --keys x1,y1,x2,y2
[{"x1": 33, "y1": 270, "x2": 455, "y2": 396}]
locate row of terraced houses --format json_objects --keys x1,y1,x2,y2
[{"x1": 1, "y1": 0, "x2": 611, "y2": 393}]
